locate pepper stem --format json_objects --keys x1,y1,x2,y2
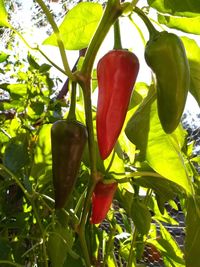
[
  {"x1": 67, "y1": 82, "x2": 77, "y2": 121},
  {"x1": 133, "y1": 7, "x2": 158, "y2": 38},
  {"x1": 113, "y1": 18, "x2": 123, "y2": 49},
  {"x1": 35, "y1": 0, "x2": 74, "y2": 80}
]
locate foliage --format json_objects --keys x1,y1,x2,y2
[{"x1": 0, "y1": 0, "x2": 200, "y2": 267}]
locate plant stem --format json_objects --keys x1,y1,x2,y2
[
  {"x1": 127, "y1": 171, "x2": 164, "y2": 179},
  {"x1": 78, "y1": 181, "x2": 97, "y2": 267},
  {"x1": 103, "y1": 224, "x2": 116, "y2": 266},
  {"x1": 127, "y1": 225, "x2": 137, "y2": 267},
  {"x1": 127, "y1": 188, "x2": 152, "y2": 266},
  {"x1": 81, "y1": 80, "x2": 97, "y2": 177},
  {"x1": 67, "y1": 81, "x2": 77, "y2": 121},
  {"x1": 11, "y1": 26, "x2": 67, "y2": 74},
  {"x1": 35, "y1": 0, "x2": 74, "y2": 79},
  {"x1": 128, "y1": 15, "x2": 146, "y2": 45},
  {"x1": 31, "y1": 200, "x2": 48, "y2": 267},
  {"x1": 0, "y1": 261, "x2": 23, "y2": 267},
  {"x1": 37, "y1": 47, "x2": 66, "y2": 75},
  {"x1": 113, "y1": 18, "x2": 122, "y2": 49},
  {"x1": 75, "y1": 1, "x2": 123, "y2": 266},
  {"x1": 133, "y1": 7, "x2": 158, "y2": 38}
]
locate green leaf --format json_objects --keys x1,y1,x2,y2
[
  {"x1": 148, "y1": 197, "x2": 179, "y2": 225},
  {"x1": 30, "y1": 124, "x2": 52, "y2": 182},
  {"x1": 103, "y1": 146, "x2": 125, "y2": 180},
  {"x1": 125, "y1": 90, "x2": 192, "y2": 195},
  {"x1": 47, "y1": 224, "x2": 76, "y2": 267},
  {"x1": 0, "y1": 0, "x2": 10, "y2": 27},
  {"x1": 185, "y1": 196, "x2": 200, "y2": 267},
  {"x1": 3, "y1": 138, "x2": 29, "y2": 173},
  {"x1": 0, "y1": 238, "x2": 11, "y2": 260},
  {"x1": 148, "y1": 0, "x2": 200, "y2": 17},
  {"x1": 134, "y1": 173, "x2": 180, "y2": 213},
  {"x1": 158, "y1": 14, "x2": 200, "y2": 35},
  {"x1": 125, "y1": 87, "x2": 156, "y2": 159},
  {"x1": 117, "y1": 183, "x2": 134, "y2": 216},
  {"x1": 181, "y1": 37, "x2": 200, "y2": 106},
  {"x1": 0, "y1": 51, "x2": 9, "y2": 63},
  {"x1": 7, "y1": 84, "x2": 27, "y2": 100},
  {"x1": 148, "y1": 223, "x2": 185, "y2": 266},
  {"x1": 43, "y1": 2, "x2": 103, "y2": 50},
  {"x1": 27, "y1": 53, "x2": 40, "y2": 69},
  {"x1": 118, "y1": 132, "x2": 136, "y2": 164},
  {"x1": 131, "y1": 197, "x2": 151, "y2": 236}
]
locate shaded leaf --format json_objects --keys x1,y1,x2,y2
[
  {"x1": 148, "y1": 0, "x2": 200, "y2": 17},
  {"x1": 133, "y1": 173, "x2": 179, "y2": 213},
  {"x1": 27, "y1": 54, "x2": 40, "y2": 69},
  {"x1": 30, "y1": 124, "x2": 52, "y2": 182},
  {"x1": 131, "y1": 197, "x2": 151, "y2": 236},
  {"x1": 0, "y1": 238, "x2": 11, "y2": 260},
  {"x1": 43, "y1": 2, "x2": 103, "y2": 50},
  {"x1": 47, "y1": 224, "x2": 77, "y2": 267},
  {"x1": 185, "y1": 196, "x2": 200, "y2": 267},
  {"x1": 3, "y1": 138, "x2": 29, "y2": 173},
  {"x1": 125, "y1": 86, "x2": 156, "y2": 159}
]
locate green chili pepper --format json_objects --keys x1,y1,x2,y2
[
  {"x1": 145, "y1": 31, "x2": 190, "y2": 133},
  {"x1": 51, "y1": 120, "x2": 87, "y2": 209},
  {"x1": 135, "y1": 7, "x2": 190, "y2": 133}
]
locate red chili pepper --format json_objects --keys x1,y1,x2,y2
[
  {"x1": 96, "y1": 49, "x2": 139, "y2": 159},
  {"x1": 90, "y1": 181, "x2": 118, "y2": 224}
]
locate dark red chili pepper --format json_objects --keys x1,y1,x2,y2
[
  {"x1": 90, "y1": 181, "x2": 118, "y2": 224},
  {"x1": 51, "y1": 120, "x2": 87, "y2": 209},
  {"x1": 96, "y1": 49, "x2": 139, "y2": 159}
]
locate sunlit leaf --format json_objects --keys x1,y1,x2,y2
[
  {"x1": 0, "y1": 0, "x2": 10, "y2": 27},
  {"x1": 158, "y1": 14, "x2": 200, "y2": 35},
  {"x1": 43, "y1": 2, "x2": 103, "y2": 50},
  {"x1": 125, "y1": 89, "x2": 192, "y2": 195},
  {"x1": 118, "y1": 132, "x2": 136, "y2": 164},
  {"x1": 7, "y1": 84, "x2": 27, "y2": 100},
  {"x1": 148, "y1": 0, "x2": 200, "y2": 17},
  {"x1": 103, "y1": 146, "x2": 125, "y2": 180},
  {"x1": 142, "y1": 101, "x2": 192, "y2": 194},
  {"x1": 181, "y1": 36, "x2": 200, "y2": 106}
]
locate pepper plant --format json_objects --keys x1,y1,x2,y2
[{"x1": 0, "y1": 0, "x2": 200, "y2": 266}]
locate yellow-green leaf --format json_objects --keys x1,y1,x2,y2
[
  {"x1": 181, "y1": 36, "x2": 200, "y2": 106},
  {"x1": 158, "y1": 14, "x2": 200, "y2": 35},
  {"x1": 43, "y1": 2, "x2": 103, "y2": 50},
  {"x1": 0, "y1": 0, "x2": 10, "y2": 27},
  {"x1": 125, "y1": 91, "x2": 192, "y2": 195}
]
